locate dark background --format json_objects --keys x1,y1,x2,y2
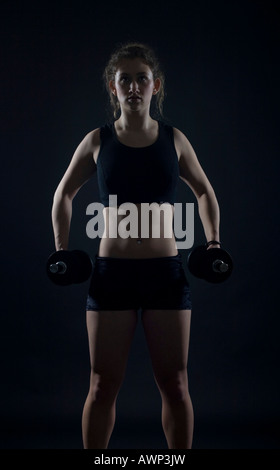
[{"x1": 1, "y1": 0, "x2": 279, "y2": 449}]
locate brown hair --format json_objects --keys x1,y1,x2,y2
[{"x1": 103, "y1": 42, "x2": 165, "y2": 119}]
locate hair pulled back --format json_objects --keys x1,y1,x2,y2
[{"x1": 103, "y1": 42, "x2": 165, "y2": 119}]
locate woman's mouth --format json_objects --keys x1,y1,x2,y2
[{"x1": 128, "y1": 96, "x2": 142, "y2": 102}]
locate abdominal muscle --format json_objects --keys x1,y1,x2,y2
[{"x1": 98, "y1": 203, "x2": 178, "y2": 259}]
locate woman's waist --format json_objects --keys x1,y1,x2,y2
[{"x1": 98, "y1": 235, "x2": 178, "y2": 259}]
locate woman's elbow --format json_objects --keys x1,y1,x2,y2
[
  {"x1": 53, "y1": 183, "x2": 74, "y2": 204},
  {"x1": 195, "y1": 182, "x2": 214, "y2": 200},
  {"x1": 52, "y1": 188, "x2": 73, "y2": 215},
  {"x1": 197, "y1": 185, "x2": 219, "y2": 208}
]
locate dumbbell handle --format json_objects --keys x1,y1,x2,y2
[
  {"x1": 212, "y1": 259, "x2": 229, "y2": 273},
  {"x1": 49, "y1": 261, "x2": 67, "y2": 274}
]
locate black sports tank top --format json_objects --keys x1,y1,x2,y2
[{"x1": 96, "y1": 121, "x2": 179, "y2": 207}]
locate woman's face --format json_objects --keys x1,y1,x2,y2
[{"x1": 109, "y1": 58, "x2": 160, "y2": 114}]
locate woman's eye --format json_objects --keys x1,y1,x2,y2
[{"x1": 119, "y1": 76, "x2": 148, "y2": 84}]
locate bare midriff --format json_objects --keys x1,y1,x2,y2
[{"x1": 98, "y1": 203, "x2": 178, "y2": 259}]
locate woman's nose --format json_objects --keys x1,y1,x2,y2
[{"x1": 130, "y1": 80, "x2": 139, "y2": 92}]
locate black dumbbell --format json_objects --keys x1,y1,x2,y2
[
  {"x1": 187, "y1": 245, "x2": 233, "y2": 283},
  {"x1": 46, "y1": 250, "x2": 93, "y2": 286}
]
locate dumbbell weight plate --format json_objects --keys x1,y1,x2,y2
[
  {"x1": 46, "y1": 250, "x2": 74, "y2": 286},
  {"x1": 46, "y1": 250, "x2": 93, "y2": 286},
  {"x1": 202, "y1": 247, "x2": 233, "y2": 283},
  {"x1": 187, "y1": 246, "x2": 233, "y2": 283},
  {"x1": 70, "y1": 250, "x2": 93, "y2": 284},
  {"x1": 187, "y1": 246, "x2": 207, "y2": 279}
]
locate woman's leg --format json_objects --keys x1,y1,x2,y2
[
  {"x1": 142, "y1": 309, "x2": 193, "y2": 449},
  {"x1": 82, "y1": 309, "x2": 138, "y2": 449}
]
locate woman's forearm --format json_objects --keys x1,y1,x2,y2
[
  {"x1": 52, "y1": 191, "x2": 73, "y2": 251},
  {"x1": 197, "y1": 188, "x2": 220, "y2": 243}
]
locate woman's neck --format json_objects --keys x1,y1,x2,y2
[{"x1": 116, "y1": 112, "x2": 155, "y2": 131}]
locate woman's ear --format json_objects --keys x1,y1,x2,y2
[
  {"x1": 109, "y1": 80, "x2": 117, "y2": 96},
  {"x1": 153, "y1": 78, "x2": 161, "y2": 95}
]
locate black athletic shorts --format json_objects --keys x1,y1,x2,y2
[{"x1": 86, "y1": 253, "x2": 192, "y2": 311}]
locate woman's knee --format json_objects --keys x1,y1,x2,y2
[
  {"x1": 88, "y1": 370, "x2": 124, "y2": 404},
  {"x1": 156, "y1": 369, "x2": 190, "y2": 403}
]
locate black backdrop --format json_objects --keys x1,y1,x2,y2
[{"x1": 1, "y1": 0, "x2": 279, "y2": 449}]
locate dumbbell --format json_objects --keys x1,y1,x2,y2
[
  {"x1": 46, "y1": 250, "x2": 93, "y2": 286},
  {"x1": 187, "y1": 244, "x2": 233, "y2": 283}
]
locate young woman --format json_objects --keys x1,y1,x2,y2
[{"x1": 51, "y1": 43, "x2": 220, "y2": 449}]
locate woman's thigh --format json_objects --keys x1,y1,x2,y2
[
  {"x1": 141, "y1": 309, "x2": 191, "y2": 382},
  {"x1": 86, "y1": 309, "x2": 138, "y2": 379}
]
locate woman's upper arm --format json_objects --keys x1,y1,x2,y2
[
  {"x1": 174, "y1": 127, "x2": 212, "y2": 198},
  {"x1": 55, "y1": 128, "x2": 100, "y2": 200}
]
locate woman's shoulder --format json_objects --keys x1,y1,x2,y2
[
  {"x1": 172, "y1": 126, "x2": 191, "y2": 145},
  {"x1": 158, "y1": 119, "x2": 184, "y2": 136},
  {"x1": 81, "y1": 127, "x2": 102, "y2": 148},
  {"x1": 158, "y1": 120, "x2": 188, "y2": 142}
]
